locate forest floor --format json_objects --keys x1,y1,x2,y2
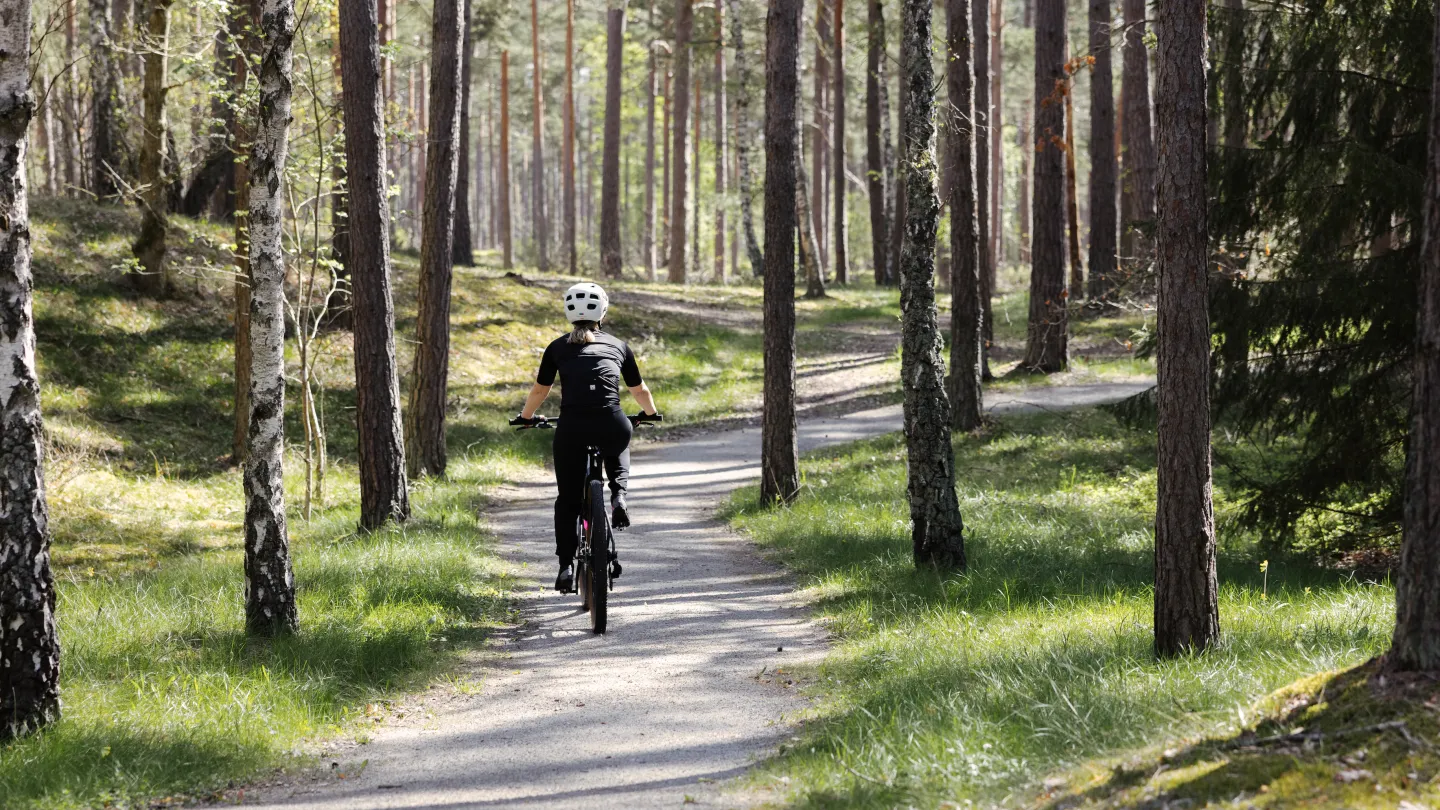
[{"x1": 2, "y1": 198, "x2": 1153, "y2": 809}]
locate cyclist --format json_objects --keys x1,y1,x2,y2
[{"x1": 515, "y1": 282, "x2": 660, "y2": 592}]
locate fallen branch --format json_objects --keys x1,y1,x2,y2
[{"x1": 1224, "y1": 720, "x2": 1408, "y2": 750}]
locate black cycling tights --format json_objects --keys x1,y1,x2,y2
[{"x1": 553, "y1": 407, "x2": 632, "y2": 562}]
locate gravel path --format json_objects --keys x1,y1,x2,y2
[{"x1": 243, "y1": 382, "x2": 1152, "y2": 810}]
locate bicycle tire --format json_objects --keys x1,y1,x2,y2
[{"x1": 587, "y1": 479, "x2": 608, "y2": 634}]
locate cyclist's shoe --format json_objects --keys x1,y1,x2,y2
[
  {"x1": 608, "y1": 550, "x2": 622, "y2": 579},
  {"x1": 554, "y1": 563, "x2": 574, "y2": 593},
  {"x1": 611, "y1": 493, "x2": 631, "y2": 531}
]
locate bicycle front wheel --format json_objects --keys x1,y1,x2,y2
[{"x1": 586, "y1": 479, "x2": 608, "y2": 634}]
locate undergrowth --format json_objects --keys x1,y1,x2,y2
[{"x1": 723, "y1": 409, "x2": 1391, "y2": 809}]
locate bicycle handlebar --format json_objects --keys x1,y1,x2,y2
[{"x1": 509, "y1": 412, "x2": 663, "y2": 430}]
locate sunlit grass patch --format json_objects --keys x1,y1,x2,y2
[{"x1": 723, "y1": 409, "x2": 1390, "y2": 809}]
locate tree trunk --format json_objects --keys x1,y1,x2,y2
[
  {"x1": 668, "y1": 0, "x2": 693, "y2": 282},
  {"x1": 452, "y1": 0, "x2": 474, "y2": 267},
  {"x1": 1018, "y1": 107, "x2": 1031, "y2": 263},
  {"x1": 601, "y1": 1, "x2": 626, "y2": 277},
  {"x1": 1120, "y1": 0, "x2": 1156, "y2": 267},
  {"x1": 645, "y1": 39, "x2": 658, "y2": 279},
  {"x1": 731, "y1": 0, "x2": 764, "y2": 279},
  {"x1": 61, "y1": 0, "x2": 82, "y2": 196},
  {"x1": 1391, "y1": 0, "x2": 1440, "y2": 674},
  {"x1": 90, "y1": 0, "x2": 118, "y2": 199},
  {"x1": 1221, "y1": 0, "x2": 1245, "y2": 152},
  {"x1": 405, "y1": 0, "x2": 463, "y2": 479},
  {"x1": 340, "y1": 0, "x2": 411, "y2": 529},
  {"x1": 1087, "y1": 0, "x2": 1118, "y2": 301},
  {"x1": 37, "y1": 73, "x2": 58, "y2": 195},
  {"x1": 691, "y1": 75, "x2": 700, "y2": 276},
  {"x1": 1022, "y1": 0, "x2": 1068, "y2": 373},
  {"x1": 812, "y1": 0, "x2": 832, "y2": 276},
  {"x1": 889, "y1": 49, "x2": 907, "y2": 290},
  {"x1": 131, "y1": 0, "x2": 173, "y2": 297},
  {"x1": 1153, "y1": 0, "x2": 1217, "y2": 657},
  {"x1": 530, "y1": 0, "x2": 548, "y2": 270},
  {"x1": 0, "y1": 1, "x2": 62, "y2": 739},
  {"x1": 865, "y1": 0, "x2": 890, "y2": 285},
  {"x1": 830, "y1": 0, "x2": 848, "y2": 284},
  {"x1": 662, "y1": 65, "x2": 671, "y2": 266},
  {"x1": 714, "y1": 0, "x2": 727, "y2": 283},
  {"x1": 242, "y1": 0, "x2": 300, "y2": 636},
  {"x1": 899, "y1": 0, "x2": 965, "y2": 569},
  {"x1": 232, "y1": 0, "x2": 255, "y2": 464},
  {"x1": 562, "y1": 0, "x2": 577, "y2": 274},
  {"x1": 1064, "y1": 38, "x2": 1083, "y2": 301},
  {"x1": 947, "y1": 0, "x2": 981, "y2": 432},
  {"x1": 762, "y1": 0, "x2": 801, "y2": 504},
  {"x1": 972, "y1": 0, "x2": 990, "y2": 315},
  {"x1": 989, "y1": 0, "x2": 1002, "y2": 280},
  {"x1": 499, "y1": 52, "x2": 513, "y2": 268},
  {"x1": 798, "y1": 162, "x2": 825, "y2": 298}
]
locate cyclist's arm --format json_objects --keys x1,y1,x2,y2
[
  {"x1": 628, "y1": 383, "x2": 658, "y2": 416},
  {"x1": 520, "y1": 383, "x2": 552, "y2": 419}
]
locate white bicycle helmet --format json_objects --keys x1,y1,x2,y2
[{"x1": 563, "y1": 282, "x2": 609, "y2": 324}]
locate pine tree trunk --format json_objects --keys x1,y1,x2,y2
[
  {"x1": 90, "y1": 0, "x2": 118, "y2": 199},
  {"x1": 1153, "y1": 0, "x2": 1217, "y2": 657},
  {"x1": 865, "y1": 0, "x2": 890, "y2": 285},
  {"x1": 798, "y1": 162, "x2": 825, "y2": 298},
  {"x1": 1022, "y1": 0, "x2": 1068, "y2": 372},
  {"x1": 1221, "y1": 0, "x2": 1245, "y2": 152},
  {"x1": 661, "y1": 66, "x2": 671, "y2": 266},
  {"x1": 1087, "y1": 0, "x2": 1118, "y2": 301},
  {"x1": 730, "y1": 0, "x2": 764, "y2": 279},
  {"x1": 37, "y1": 74, "x2": 58, "y2": 195},
  {"x1": 562, "y1": 0, "x2": 577, "y2": 274},
  {"x1": 1018, "y1": 107, "x2": 1031, "y2": 263},
  {"x1": 131, "y1": 0, "x2": 173, "y2": 297},
  {"x1": 691, "y1": 75, "x2": 700, "y2": 276},
  {"x1": 714, "y1": 0, "x2": 727, "y2": 283},
  {"x1": 244, "y1": 0, "x2": 299, "y2": 636},
  {"x1": 645, "y1": 40, "x2": 658, "y2": 279},
  {"x1": 812, "y1": 0, "x2": 832, "y2": 276},
  {"x1": 899, "y1": 0, "x2": 965, "y2": 569},
  {"x1": 499, "y1": 52, "x2": 513, "y2": 268},
  {"x1": 762, "y1": 0, "x2": 801, "y2": 504},
  {"x1": 947, "y1": 0, "x2": 982, "y2": 432},
  {"x1": 973, "y1": 0, "x2": 994, "y2": 377},
  {"x1": 530, "y1": 0, "x2": 549, "y2": 271},
  {"x1": 405, "y1": 0, "x2": 463, "y2": 479},
  {"x1": 0, "y1": 2, "x2": 62, "y2": 738},
  {"x1": 340, "y1": 0, "x2": 410, "y2": 529},
  {"x1": 1064, "y1": 39, "x2": 1083, "y2": 301},
  {"x1": 1391, "y1": 0, "x2": 1440, "y2": 674},
  {"x1": 1120, "y1": 0, "x2": 1156, "y2": 267},
  {"x1": 668, "y1": 0, "x2": 693, "y2": 282},
  {"x1": 889, "y1": 50, "x2": 907, "y2": 289},
  {"x1": 452, "y1": 0, "x2": 474, "y2": 267},
  {"x1": 601, "y1": 1, "x2": 626, "y2": 277},
  {"x1": 62, "y1": 0, "x2": 82, "y2": 195},
  {"x1": 989, "y1": 0, "x2": 1002, "y2": 281},
  {"x1": 830, "y1": 0, "x2": 848, "y2": 284}
]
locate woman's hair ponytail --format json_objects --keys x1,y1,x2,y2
[{"x1": 569, "y1": 320, "x2": 600, "y2": 345}]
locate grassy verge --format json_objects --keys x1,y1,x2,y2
[
  {"x1": 1042, "y1": 659, "x2": 1440, "y2": 809},
  {"x1": 722, "y1": 408, "x2": 1390, "y2": 809}
]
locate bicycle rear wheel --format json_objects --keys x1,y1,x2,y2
[{"x1": 586, "y1": 480, "x2": 608, "y2": 634}]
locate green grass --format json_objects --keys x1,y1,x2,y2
[{"x1": 722, "y1": 409, "x2": 1390, "y2": 809}]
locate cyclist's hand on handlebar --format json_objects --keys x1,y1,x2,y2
[
  {"x1": 509, "y1": 414, "x2": 549, "y2": 428},
  {"x1": 629, "y1": 411, "x2": 663, "y2": 427}
]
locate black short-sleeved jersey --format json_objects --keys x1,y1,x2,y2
[{"x1": 536, "y1": 331, "x2": 643, "y2": 411}]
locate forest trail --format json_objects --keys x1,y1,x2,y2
[{"x1": 243, "y1": 381, "x2": 1151, "y2": 810}]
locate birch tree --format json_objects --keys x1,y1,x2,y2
[
  {"x1": 0, "y1": 0, "x2": 62, "y2": 738},
  {"x1": 730, "y1": 0, "x2": 763, "y2": 278},
  {"x1": 243, "y1": 0, "x2": 299, "y2": 636},
  {"x1": 898, "y1": 0, "x2": 965, "y2": 568}
]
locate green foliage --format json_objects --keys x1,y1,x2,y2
[
  {"x1": 1208, "y1": 0, "x2": 1431, "y2": 551},
  {"x1": 723, "y1": 410, "x2": 1390, "y2": 808}
]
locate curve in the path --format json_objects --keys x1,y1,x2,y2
[{"x1": 242, "y1": 381, "x2": 1152, "y2": 810}]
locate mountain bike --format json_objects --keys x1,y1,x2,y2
[{"x1": 510, "y1": 411, "x2": 662, "y2": 634}]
